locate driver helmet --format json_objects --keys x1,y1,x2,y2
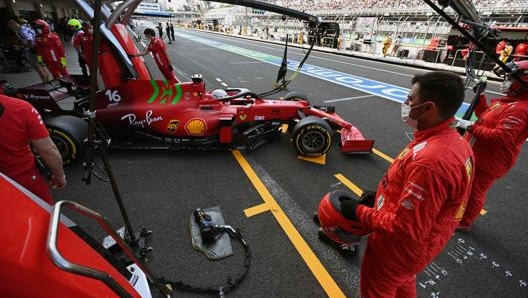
[
  {"x1": 211, "y1": 89, "x2": 228, "y2": 99},
  {"x1": 495, "y1": 60, "x2": 528, "y2": 95},
  {"x1": 67, "y1": 18, "x2": 82, "y2": 31},
  {"x1": 33, "y1": 19, "x2": 51, "y2": 35},
  {"x1": 317, "y1": 190, "x2": 371, "y2": 236}
]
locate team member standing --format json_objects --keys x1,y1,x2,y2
[
  {"x1": 0, "y1": 94, "x2": 66, "y2": 204},
  {"x1": 457, "y1": 60, "x2": 528, "y2": 230},
  {"x1": 68, "y1": 18, "x2": 88, "y2": 77},
  {"x1": 7, "y1": 19, "x2": 49, "y2": 82},
  {"x1": 133, "y1": 28, "x2": 177, "y2": 83},
  {"x1": 33, "y1": 19, "x2": 70, "y2": 80},
  {"x1": 341, "y1": 71, "x2": 474, "y2": 298}
]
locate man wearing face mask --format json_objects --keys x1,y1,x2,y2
[
  {"x1": 340, "y1": 71, "x2": 474, "y2": 298},
  {"x1": 456, "y1": 60, "x2": 528, "y2": 231}
]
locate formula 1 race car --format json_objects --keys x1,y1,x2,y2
[{"x1": 1, "y1": 0, "x2": 374, "y2": 165}]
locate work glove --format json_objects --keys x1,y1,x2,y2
[
  {"x1": 341, "y1": 193, "x2": 375, "y2": 220},
  {"x1": 360, "y1": 190, "x2": 377, "y2": 208},
  {"x1": 37, "y1": 55, "x2": 44, "y2": 66},
  {"x1": 473, "y1": 76, "x2": 487, "y2": 94},
  {"x1": 457, "y1": 119, "x2": 474, "y2": 131},
  {"x1": 60, "y1": 57, "x2": 67, "y2": 68},
  {"x1": 341, "y1": 199, "x2": 360, "y2": 220}
]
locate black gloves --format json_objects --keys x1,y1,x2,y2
[
  {"x1": 341, "y1": 199, "x2": 360, "y2": 220},
  {"x1": 360, "y1": 190, "x2": 376, "y2": 207},
  {"x1": 341, "y1": 190, "x2": 377, "y2": 220}
]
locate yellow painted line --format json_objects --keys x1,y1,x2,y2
[
  {"x1": 244, "y1": 203, "x2": 270, "y2": 217},
  {"x1": 334, "y1": 174, "x2": 363, "y2": 196},
  {"x1": 373, "y1": 148, "x2": 394, "y2": 163},
  {"x1": 298, "y1": 154, "x2": 326, "y2": 165},
  {"x1": 232, "y1": 150, "x2": 346, "y2": 298}
]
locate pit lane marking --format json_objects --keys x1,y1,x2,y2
[
  {"x1": 373, "y1": 148, "x2": 395, "y2": 163},
  {"x1": 335, "y1": 174, "x2": 363, "y2": 197},
  {"x1": 244, "y1": 203, "x2": 270, "y2": 217},
  {"x1": 324, "y1": 94, "x2": 377, "y2": 103},
  {"x1": 232, "y1": 150, "x2": 347, "y2": 298}
]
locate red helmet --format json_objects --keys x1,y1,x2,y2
[
  {"x1": 33, "y1": 19, "x2": 51, "y2": 34},
  {"x1": 317, "y1": 190, "x2": 371, "y2": 236},
  {"x1": 496, "y1": 60, "x2": 528, "y2": 95}
]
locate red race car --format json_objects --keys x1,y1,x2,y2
[{"x1": 2, "y1": 0, "x2": 374, "y2": 165}]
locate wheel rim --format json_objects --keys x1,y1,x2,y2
[
  {"x1": 50, "y1": 135, "x2": 71, "y2": 160},
  {"x1": 301, "y1": 130, "x2": 326, "y2": 153}
]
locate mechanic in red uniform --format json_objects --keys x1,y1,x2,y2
[
  {"x1": 341, "y1": 71, "x2": 474, "y2": 298},
  {"x1": 73, "y1": 21, "x2": 94, "y2": 72},
  {"x1": 457, "y1": 60, "x2": 528, "y2": 230},
  {"x1": 33, "y1": 19, "x2": 70, "y2": 80},
  {"x1": 133, "y1": 28, "x2": 177, "y2": 82},
  {"x1": 0, "y1": 94, "x2": 66, "y2": 204}
]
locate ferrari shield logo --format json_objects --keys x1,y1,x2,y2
[{"x1": 239, "y1": 114, "x2": 247, "y2": 121}]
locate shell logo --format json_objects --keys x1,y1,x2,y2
[{"x1": 185, "y1": 118, "x2": 207, "y2": 136}]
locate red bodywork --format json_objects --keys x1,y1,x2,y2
[{"x1": 0, "y1": 173, "x2": 144, "y2": 297}]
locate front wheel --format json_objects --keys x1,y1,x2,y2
[{"x1": 292, "y1": 116, "x2": 332, "y2": 157}]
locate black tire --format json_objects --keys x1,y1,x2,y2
[
  {"x1": 283, "y1": 91, "x2": 309, "y2": 103},
  {"x1": 45, "y1": 116, "x2": 88, "y2": 165},
  {"x1": 292, "y1": 116, "x2": 332, "y2": 157}
]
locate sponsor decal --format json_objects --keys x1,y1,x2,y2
[
  {"x1": 465, "y1": 158, "x2": 474, "y2": 180},
  {"x1": 185, "y1": 118, "x2": 207, "y2": 136},
  {"x1": 454, "y1": 202, "x2": 466, "y2": 220},
  {"x1": 23, "y1": 94, "x2": 51, "y2": 100},
  {"x1": 401, "y1": 199, "x2": 414, "y2": 210},
  {"x1": 167, "y1": 119, "x2": 180, "y2": 133},
  {"x1": 254, "y1": 115, "x2": 265, "y2": 120},
  {"x1": 397, "y1": 147, "x2": 410, "y2": 160},
  {"x1": 121, "y1": 109, "x2": 163, "y2": 128}
]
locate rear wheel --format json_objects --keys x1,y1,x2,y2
[
  {"x1": 46, "y1": 116, "x2": 88, "y2": 165},
  {"x1": 292, "y1": 116, "x2": 332, "y2": 157}
]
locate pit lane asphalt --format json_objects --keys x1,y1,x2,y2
[{"x1": 3, "y1": 29, "x2": 527, "y2": 298}]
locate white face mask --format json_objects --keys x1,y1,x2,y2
[
  {"x1": 500, "y1": 80, "x2": 513, "y2": 94},
  {"x1": 401, "y1": 102, "x2": 428, "y2": 129}
]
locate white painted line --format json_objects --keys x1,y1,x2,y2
[
  {"x1": 324, "y1": 94, "x2": 377, "y2": 103},
  {"x1": 221, "y1": 82, "x2": 228, "y2": 86},
  {"x1": 229, "y1": 61, "x2": 268, "y2": 64},
  {"x1": 216, "y1": 78, "x2": 222, "y2": 82}
]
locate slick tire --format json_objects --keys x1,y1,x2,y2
[
  {"x1": 45, "y1": 116, "x2": 88, "y2": 165},
  {"x1": 292, "y1": 116, "x2": 332, "y2": 157},
  {"x1": 283, "y1": 91, "x2": 309, "y2": 104}
]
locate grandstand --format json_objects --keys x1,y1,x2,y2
[{"x1": 193, "y1": 0, "x2": 527, "y2": 65}]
